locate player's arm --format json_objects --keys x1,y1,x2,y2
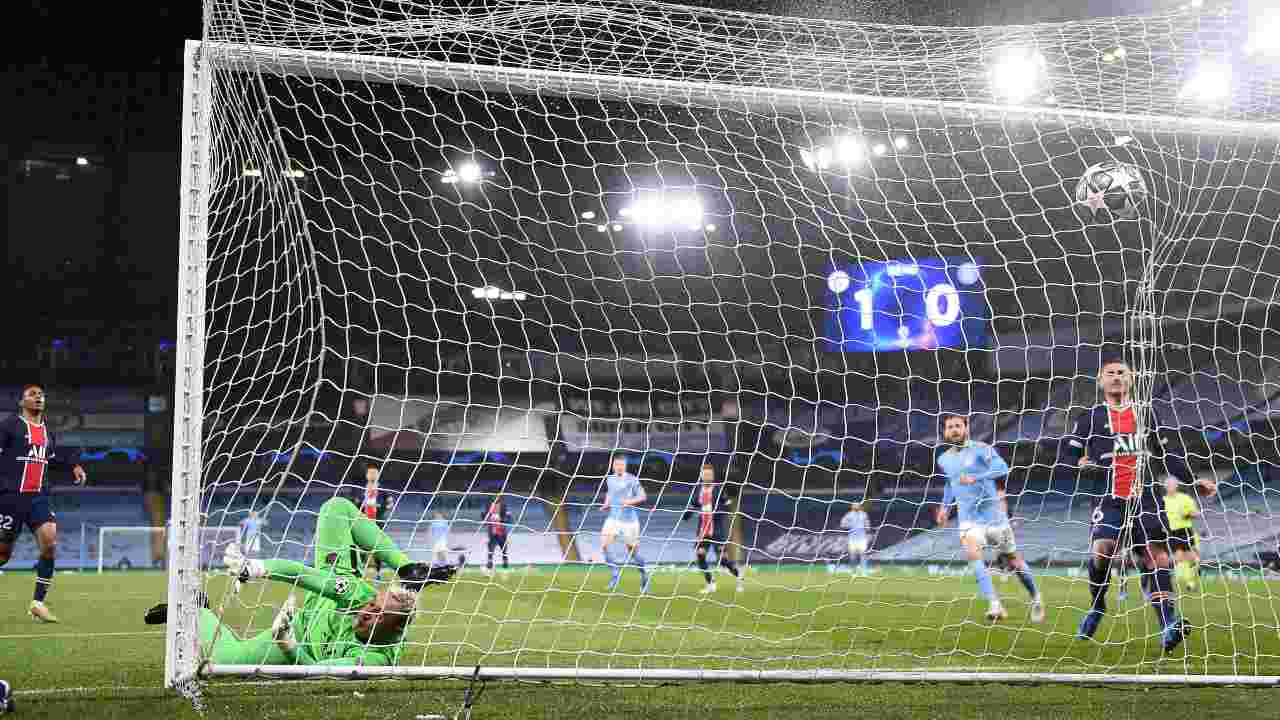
[
  {"x1": 43, "y1": 434, "x2": 87, "y2": 484},
  {"x1": 935, "y1": 482, "x2": 954, "y2": 527},
  {"x1": 622, "y1": 478, "x2": 647, "y2": 507},
  {"x1": 1063, "y1": 411, "x2": 1092, "y2": 467},
  {"x1": 232, "y1": 555, "x2": 375, "y2": 610},
  {"x1": 976, "y1": 444, "x2": 1011, "y2": 482}
]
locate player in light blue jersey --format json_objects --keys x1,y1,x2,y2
[
  {"x1": 601, "y1": 454, "x2": 650, "y2": 593},
  {"x1": 429, "y1": 512, "x2": 450, "y2": 565},
  {"x1": 239, "y1": 510, "x2": 263, "y2": 558},
  {"x1": 934, "y1": 414, "x2": 1043, "y2": 623},
  {"x1": 839, "y1": 503, "x2": 870, "y2": 576}
]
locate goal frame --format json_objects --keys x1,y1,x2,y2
[
  {"x1": 97, "y1": 526, "x2": 166, "y2": 574},
  {"x1": 170, "y1": 37, "x2": 1280, "y2": 689}
]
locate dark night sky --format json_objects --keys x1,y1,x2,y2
[{"x1": 0, "y1": 0, "x2": 1194, "y2": 342}]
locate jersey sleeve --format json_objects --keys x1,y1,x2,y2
[
  {"x1": 941, "y1": 480, "x2": 955, "y2": 508},
  {"x1": 1063, "y1": 411, "x2": 1091, "y2": 464},
  {"x1": 977, "y1": 445, "x2": 1010, "y2": 482},
  {"x1": 264, "y1": 559, "x2": 376, "y2": 610}
]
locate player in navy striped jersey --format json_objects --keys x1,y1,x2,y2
[
  {"x1": 0, "y1": 384, "x2": 87, "y2": 623},
  {"x1": 682, "y1": 463, "x2": 743, "y2": 594},
  {"x1": 1066, "y1": 359, "x2": 1216, "y2": 652}
]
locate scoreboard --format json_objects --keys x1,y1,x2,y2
[{"x1": 822, "y1": 257, "x2": 989, "y2": 352}]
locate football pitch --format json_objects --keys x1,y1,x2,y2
[{"x1": 2, "y1": 568, "x2": 1278, "y2": 719}]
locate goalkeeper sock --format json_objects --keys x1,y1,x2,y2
[
  {"x1": 971, "y1": 558, "x2": 995, "y2": 601},
  {"x1": 1087, "y1": 558, "x2": 1110, "y2": 613},
  {"x1": 1014, "y1": 567, "x2": 1039, "y2": 599},
  {"x1": 34, "y1": 556, "x2": 54, "y2": 602},
  {"x1": 1176, "y1": 560, "x2": 1194, "y2": 588},
  {"x1": 1148, "y1": 567, "x2": 1177, "y2": 626},
  {"x1": 697, "y1": 553, "x2": 712, "y2": 583}
]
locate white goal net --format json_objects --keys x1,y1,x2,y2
[{"x1": 170, "y1": 0, "x2": 1280, "y2": 690}]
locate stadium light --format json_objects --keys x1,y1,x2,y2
[
  {"x1": 620, "y1": 192, "x2": 704, "y2": 228},
  {"x1": 441, "y1": 161, "x2": 494, "y2": 185},
  {"x1": 872, "y1": 142, "x2": 888, "y2": 156},
  {"x1": 705, "y1": 223, "x2": 717, "y2": 232},
  {"x1": 596, "y1": 224, "x2": 608, "y2": 232},
  {"x1": 75, "y1": 157, "x2": 89, "y2": 167},
  {"x1": 611, "y1": 223, "x2": 623, "y2": 231},
  {"x1": 835, "y1": 137, "x2": 864, "y2": 165},
  {"x1": 989, "y1": 48, "x2": 1048, "y2": 103},
  {"x1": 1246, "y1": 13, "x2": 1280, "y2": 57},
  {"x1": 472, "y1": 285, "x2": 527, "y2": 301},
  {"x1": 1181, "y1": 61, "x2": 1231, "y2": 103},
  {"x1": 581, "y1": 210, "x2": 596, "y2": 220},
  {"x1": 894, "y1": 136, "x2": 910, "y2": 150}
]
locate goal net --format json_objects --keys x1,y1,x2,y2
[{"x1": 171, "y1": 0, "x2": 1280, "y2": 690}]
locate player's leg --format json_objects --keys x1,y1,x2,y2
[
  {"x1": 715, "y1": 540, "x2": 744, "y2": 592},
  {"x1": 1080, "y1": 499, "x2": 1123, "y2": 638},
  {"x1": 501, "y1": 535, "x2": 510, "y2": 569},
  {"x1": 30, "y1": 497, "x2": 59, "y2": 623},
  {"x1": 961, "y1": 528, "x2": 1002, "y2": 620},
  {"x1": 1004, "y1": 547, "x2": 1044, "y2": 623},
  {"x1": 624, "y1": 522, "x2": 650, "y2": 593},
  {"x1": 315, "y1": 497, "x2": 409, "y2": 572},
  {"x1": 600, "y1": 524, "x2": 621, "y2": 589},
  {"x1": 695, "y1": 540, "x2": 714, "y2": 591},
  {"x1": 199, "y1": 607, "x2": 292, "y2": 665},
  {"x1": 0, "y1": 495, "x2": 16, "y2": 570},
  {"x1": 486, "y1": 535, "x2": 497, "y2": 573},
  {"x1": 1136, "y1": 528, "x2": 1185, "y2": 652}
]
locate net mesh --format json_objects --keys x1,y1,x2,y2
[{"x1": 177, "y1": 0, "x2": 1280, "y2": 681}]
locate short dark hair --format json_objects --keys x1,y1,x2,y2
[
  {"x1": 1100, "y1": 357, "x2": 1130, "y2": 371},
  {"x1": 941, "y1": 412, "x2": 968, "y2": 426},
  {"x1": 18, "y1": 383, "x2": 43, "y2": 408},
  {"x1": 365, "y1": 462, "x2": 380, "y2": 473},
  {"x1": 701, "y1": 462, "x2": 714, "y2": 471}
]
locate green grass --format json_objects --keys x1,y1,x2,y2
[{"x1": 3, "y1": 567, "x2": 1280, "y2": 719}]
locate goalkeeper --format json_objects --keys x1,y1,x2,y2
[{"x1": 146, "y1": 497, "x2": 455, "y2": 666}]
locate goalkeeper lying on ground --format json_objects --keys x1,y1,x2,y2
[{"x1": 146, "y1": 497, "x2": 455, "y2": 666}]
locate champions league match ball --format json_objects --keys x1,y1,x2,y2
[{"x1": 1074, "y1": 160, "x2": 1148, "y2": 221}]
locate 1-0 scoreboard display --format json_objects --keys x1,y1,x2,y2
[{"x1": 822, "y1": 257, "x2": 990, "y2": 352}]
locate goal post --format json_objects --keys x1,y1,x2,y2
[{"x1": 174, "y1": 0, "x2": 1280, "y2": 693}]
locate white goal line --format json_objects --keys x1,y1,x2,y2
[
  {"x1": 192, "y1": 40, "x2": 1280, "y2": 139},
  {"x1": 204, "y1": 665, "x2": 1280, "y2": 686}
]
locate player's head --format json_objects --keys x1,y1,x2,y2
[
  {"x1": 850, "y1": 502, "x2": 863, "y2": 513},
  {"x1": 1164, "y1": 475, "x2": 1181, "y2": 496},
  {"x1": 365, "y1": 462, "x2": 380, "y2": 484},
  {"x1": 1099, "y1": 358, "x2": 1133, "y2": 400},
  {"x1": 353, "y1": 588, "x2": 416, "y2": 643},
  {"x1": 941, "y1": 413, "x2": 969, "y2": 444},
  {"x1": 610, "y1": 454, "x2": 628, "y2": 476},
  {"x1": 19, "y1": 383, "x2": 45, "y2": 414},
  {"x1": 700, "y1": 463, "x2": 715, "y2": 484},
  {"x1": 249, "y1": 510, "x2": 258, "y2": 519}
]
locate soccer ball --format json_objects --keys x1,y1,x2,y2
[{"x1": 1074, "y1": 161, "x2": 1148, "y2": 221}]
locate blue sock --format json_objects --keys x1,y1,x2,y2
[
  {"x1": 859, "y1": 555, "x2": 869, "y2": 573},
  {"x1": 603, "y1": 545, "x2": 620, "y2": 572},
  {"x1": 1015, "y1": 568, "x2": 1038, "y2": 599},
  {"x1": 972, "y1": 558, "x2": 995, "y2": 601},
  {"x1": 34, "y1": 556, "x2": 54, "y2": 602},
  {"x1": 632, "y1": 550, "x2": 648, "y2": 575}
]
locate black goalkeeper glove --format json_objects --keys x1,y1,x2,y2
[{"x1": 398, "y1": 562, "x2": 457, "y2": 592}]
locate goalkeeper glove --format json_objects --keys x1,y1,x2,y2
[
  {"x1": 271, "y1": 595, "x2": 300, "y2": 656},
  {"x1": 397, "y1": 562, "x2": 457, "y2": 593},
  {"x1": 224, "y1": 542, "x2": 267, "y2": 586}
]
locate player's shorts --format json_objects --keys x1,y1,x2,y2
[
  {"x1": 695, "y1": 535, "x2": 726, "y2": 556},
  {"x1": 960, "y1": 523, "x2": 1017, "y2": 556},
  {"x1": 1090, "y1": 496, "x2": 1167, "y2": 549},
  {"x1": 0, "y1": 493, "x2": 55, "y2": 544},
  {"x1": 847, "y1": 538, "x2": 868, "y2": 555},
  {"x1": 244, "y1": 536, "x2": 262, "y2": 555},
  {"x1": 1166, "y1": 528, "x2": 1197, "y2": 553},
  {"x1": 602, "y1": 517, "x2": 641, "y2": 545},
  {"x1": 433, "y1": 539, "x2": 449, "y2": 555},
  {"x1": 487, "y1": 533, "x2": 508, "y2": 551}
]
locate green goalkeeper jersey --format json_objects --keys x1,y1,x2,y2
[
  {"x1": 1164, "y1": 491, "x2": 1198, "y2": 532},
  {"x1": 266, "y1": 559, "x2": 405, "y2": 666}
]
